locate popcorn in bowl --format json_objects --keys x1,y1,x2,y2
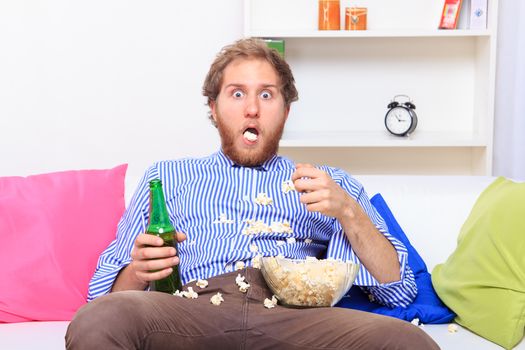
[{"x1": 260, "y1": 256, "x2": 359, "y2": 307}]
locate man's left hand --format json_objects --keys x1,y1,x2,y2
[{"x1": 292, "y1": 163, "x2": 353, "y2": 221}]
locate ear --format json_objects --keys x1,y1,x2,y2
[
  {"x1": 210, "y1": 100, "x2": 218, "y2": 123},
  {"x1": 284, "y1": 106, "x2": 290, "y2": 121}
]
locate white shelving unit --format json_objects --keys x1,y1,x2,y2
[{"x1": 244, "y1": 0, "x2": 498, "y2": 175}]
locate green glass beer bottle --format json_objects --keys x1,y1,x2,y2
[{"x1": 147, "y1": 179, "x2": 183, "y2": 294}]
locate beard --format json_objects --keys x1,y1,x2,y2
[{"x1": 215, "y1": 116, "x2": 285, "y2": 167}]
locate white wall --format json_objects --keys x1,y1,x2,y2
[
  {"x1": 1, "y1": 1, "x2": 520, "y2": 181},
  {"x1": 493, "y1": 1, "x2": 525, "y2": 181},
  {"x1": 0, "y1": 0, "x2": 242, "y2": 180}
]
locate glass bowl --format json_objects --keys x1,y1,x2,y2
[{"x1": 260, "y1": 256, "x2": 359, "y2": 307}]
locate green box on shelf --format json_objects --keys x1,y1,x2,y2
[{"x1": 264, "y1": 39, "x2": 285, "y2": 58}]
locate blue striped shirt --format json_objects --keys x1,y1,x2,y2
[{"x1": 88, "y1": 151, "x2": 417, "y2": 307}]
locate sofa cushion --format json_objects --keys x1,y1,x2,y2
[
  {"x1": 337, "y1": 193, "x2": 455, "y2": 324},
  {"x1": 432, "y1": 177, "x2": 525, "y2": 350},
  {"x1": 0, "y1": 164, "x2": 127, "y2": 323}
]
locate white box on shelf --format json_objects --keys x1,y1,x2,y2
[{"x1": 469, "y1": 0, "x2": 488, "y2": 29}]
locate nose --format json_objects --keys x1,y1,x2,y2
[{"x1": 244, "y1": 94, "x2": 259, "y2": 119}]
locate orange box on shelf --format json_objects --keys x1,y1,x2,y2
[
  {"x1": 439, "y1": 0, "x2": 463, "y2": 29},
  {"x1": 345, "y1": 7, "x2": 367, "y2": 30},
  {"x1": 318, "y1": 0, "x2": 340, "y2": 30}
]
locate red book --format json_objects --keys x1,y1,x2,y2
[{"x1": 439, "y1": 0, "x2": 463, "y2": 29}]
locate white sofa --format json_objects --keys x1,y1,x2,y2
[{"x1": 1, "y1": 174, "x2": 523, "y2": 350}]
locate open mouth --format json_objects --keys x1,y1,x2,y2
[{"x1": 243, "y1": 127, "x2": 259, "y2": 142}]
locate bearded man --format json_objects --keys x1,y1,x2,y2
[{"x1": 66, "y1": 38, "x2": 439, "y2": 350}]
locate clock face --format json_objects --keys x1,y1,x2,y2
[{"x1": 385, "y1": 106, "x2": 413, "y2": 136}]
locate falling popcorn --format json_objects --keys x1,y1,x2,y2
[
  {"x1": 196, "y1": 279, "x2": 209, "y2": 289},
  {"x1": 270, "y1": 221, "x2": 293, "y2": 234},
  {"x1": 235, "y1": 273, "x2": 251, "y2": 292},
  {"x1": 173, "y1": 287, "x2": 198, "y2": 299},
  {"x1": 242, "y1": 219, "x2": 293, "y2": 236},
  {"x1": 304, "y1": 238, "x2": 313, "y2": 244},
  {"x1": 242, "y1": 219, "x2": 272, "y2": 235},
  {"x1": 210, "y1": 292, "x2": 224, "y2": 306},
  {"x1": 214, "y1": 213, "x2": 234, "y2": 224},
  {"x1": 235, "y1": 261, "x2": 245, "y2": 271},
  {"x1": 235, "y1": 274, "x2": 246, "y2": 286},
  {"x1": 448, "y1": 324, "x2": 458, "y2": 333},
  {"x1": 252, "y1": 254, "x2": 262, "y2": 269},
  {"x1": 411, "y1": 318, "x2": 420, "y2": 326},
  {"x1": 249, "y1": 243, "x2": 259, "y2": 253},
  {"x1": 254, "y1": 192, "x2": 273, "y2": 205},
  {"x1": 184, "y1": 287, "x2": 199, "y2": 299},
  {"x1": 286, "y1": 237, "x2": 296, "y2": 244},
  {"x1": 238, "y1": 281, "x2": 250, "y2": 293},
  {"x1": 276, "y1": 240, "x2": 286, "y2": 246},
  {"x1": 264, "y1": 295, "x2": 279, "y2": 309},
  {"x1": 282, "y1": 180, "x2": 295, "y2": 193}
]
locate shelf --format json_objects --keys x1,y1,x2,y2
[
  {"x1": 279, "y1": 131, "x2": 487, "y2": 148},
  {"x1": 245, "y1": 0, "x2": 498, "y2": 175},
  {"x1": 246, "y1": 29, "x2": 492, "y2": 39}
]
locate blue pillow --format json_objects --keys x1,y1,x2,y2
[{"x1": 335, "y1": 193, "x2": 455, "y2": 324}]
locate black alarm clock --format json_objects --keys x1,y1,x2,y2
[{"x1": 384, "y1": 95, "x2": 418, "y2": 137}]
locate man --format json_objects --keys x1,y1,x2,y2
[{"x1": 66, "y1": 38, "x2": 439, "y2": 349}]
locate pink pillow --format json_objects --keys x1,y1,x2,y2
[{"x1": 0, "y1": 164, "x2": 127, "y2": 322}]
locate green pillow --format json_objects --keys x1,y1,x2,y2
[{"x1": 432, "y1": 177, "x2": 525, "y2": 350}]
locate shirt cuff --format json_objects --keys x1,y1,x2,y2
[
  {"x1": 364, "y1": 264, "x2": 418, "y2": 308},
  {"x1": 87, "y1": 258, "x2": 131, "y2": 301}
]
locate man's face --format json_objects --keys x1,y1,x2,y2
[{"x1": 211, "y1": 58, "x2": 290, "y2": 167}]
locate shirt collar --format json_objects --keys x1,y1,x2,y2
[{"x1": 213, "y1": 149, "x2": 289, "y2": 171}]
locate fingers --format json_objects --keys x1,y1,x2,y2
[
  {"x1": 292, "y1": 164, "x2": 350, "y2": 219},
  {"x1": 133, "y1": 256, "x2": 180, "y2": 282},
  {"x1": 136, "y1": 267, "x2": 175, "y2": 283},
  {"x1": 292, "y1": 164, "x2": 320, "y2": 193},
  {"x1": 134, "y1": 232, "x2": 186, "y2": 251},
  {"x1": 176, "y1": 231, "x2": 187, "y2": 243},
  {"x1": 131, "y1": 234, "x2": 178, "y2": 265},
  {"x1": 133, "y1": 233, "x2": 174, "y2": 256},
  {"x1": 299, "y1": 190, "x2": 326, "y2": 205},
  {"x1": 293, "y1": 168, "x2": 335, "y2": 195},
  {"x1": 291, "y1": 163, "x2": 318, "y2": 182},
  {"x1": 130, "y1": 233, "x2": 182, "y2": 284},
  {"x1": 294, "y1": 177, "x2": 321, "y2": 194},
  {"x1": 135, "y1": 233, "x2": 165, "y2": 248}
]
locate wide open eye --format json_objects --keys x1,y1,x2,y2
[
  {"x1": 260, "y1": 90, "x2": 272, "y2": 100},
  {"x1": 232, "y1": 89, "x2": 245, "y2": 99}
]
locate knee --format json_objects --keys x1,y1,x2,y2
[
  {"x1": 65, "y1": 291, "x2": 147, "y2": 349},
  {"x1": 367, "y1": 318, "x2": 440, "y2": 350}
]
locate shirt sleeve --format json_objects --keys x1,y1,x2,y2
[
  {"x1": 324, "y1": 168, "x2": 417, "y2": 308},
  {"x1": 87, "y1": 166, "x2": 158, "y2": 301}
]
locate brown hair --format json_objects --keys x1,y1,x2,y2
[{"x1": 202, "y1": 38, "x2": 298, "y2": 125}]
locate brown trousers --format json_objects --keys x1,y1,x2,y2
[{"x1": 66, "y1": 268, "x2": 439, "y2": 350}]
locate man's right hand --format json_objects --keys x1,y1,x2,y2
[{"x1": 111, "y1": 232, "x2": 186, "y2": 292}]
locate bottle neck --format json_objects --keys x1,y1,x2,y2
[{"x1": 148, "y1": 180, "x2": 175, "y2": 234}]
